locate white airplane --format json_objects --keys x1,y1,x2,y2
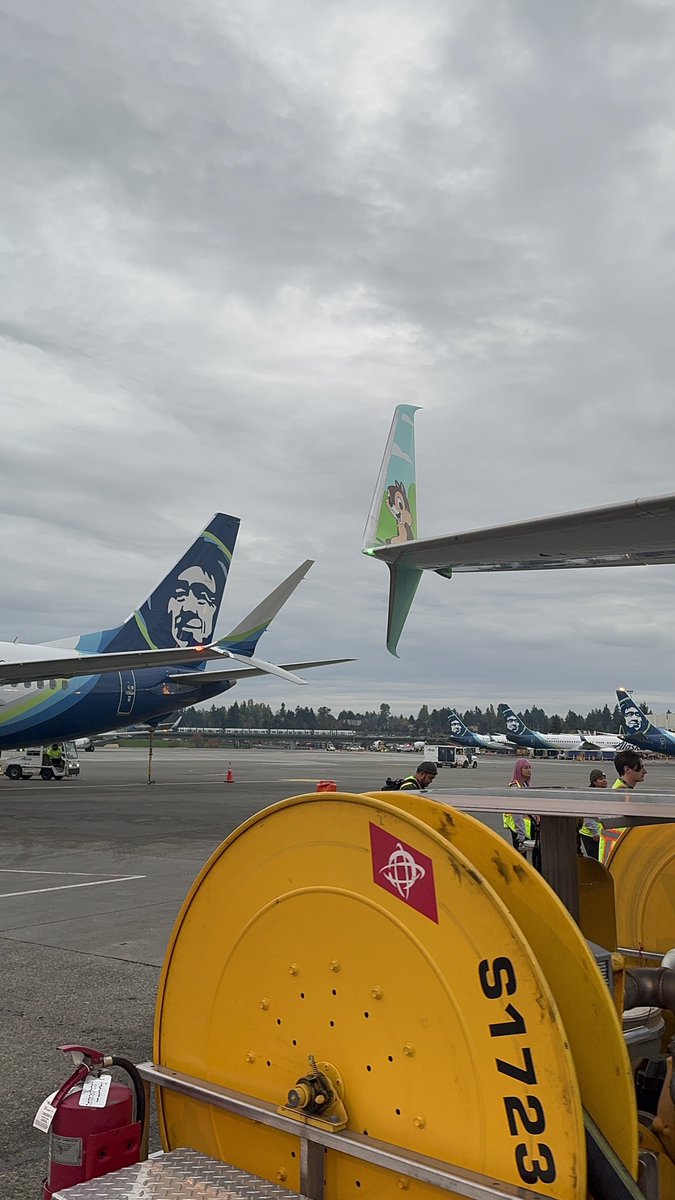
[
  {"x1": 363, "y1": 405, "x2": 675, "y2": 654},
  {"x1": 498, "y1": 704, "x2": 626, "y2": 754},
  {"x1": 447, "y1": 710, "x2": 512, "y2": 753},
  {"x1": 0, "y1": 513, "x2": 350, "y2": 749}
]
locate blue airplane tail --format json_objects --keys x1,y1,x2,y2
[
  {"x1": 78, "y1": 514, "x2": 240, "y2": 655},
  {"x1": 616, "y1": 688, "x2": 653, "y2": 739},
  {"x1": 448, "y1": 709, "x2": 474, "y2": 742},
  {"x1": 498, "y1": 703, "x2": 529, "y2": 739},
  {"x1": 362, "y1": 405, "x2": 424, "y2": 655}
]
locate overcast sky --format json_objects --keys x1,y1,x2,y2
[{"x1": 2, "y1": 0, "x2": 675, "y2": 720}]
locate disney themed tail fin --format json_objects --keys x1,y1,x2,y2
[{"x1": 363, "y1": 405, "x2": 422, "y2": 656}]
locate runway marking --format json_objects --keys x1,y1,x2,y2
[
  {"x1": 0, "y1": 875, "x2": 145, "y2": 899},
  {"x1": 0, "y1": 869, "x2": 105, "y2": 877}
]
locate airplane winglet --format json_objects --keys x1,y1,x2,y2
[{"x1": 220, "y1": 560, "x2": 314, "y2": 652}]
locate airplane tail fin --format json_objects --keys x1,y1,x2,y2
[
  {"x1": 498, "y1": 703, "x2": 529, "y2": 738},
  {"x1": 219, "y1": 560, "x2": 314, "y2": 657},
  {"x1": 91, "y1": 514, "x2": 240, "y2": 655},
  {"x1": 448, "y1": 709, "x2": 471, "y2": 739},
  {"x1": 616, "y1": 688, "x2": 653, "y2": 738},
  {"x1": 362, "y1": 405, "x2": 422, "y2": 656},
  {"x1": 362, "y1": 404, "x2": 420, "y2": 551}
]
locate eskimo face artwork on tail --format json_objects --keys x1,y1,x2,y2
[
  {"x1": 366, "y1": 404, "x2": 419, "y2": 550},
  {"x1": 111, "y1": 514, "x2": 240, "y2": 653}
]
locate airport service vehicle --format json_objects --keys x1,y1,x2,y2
[
  {"x1": 424, "y1": 742, "x2": 478, "y2": 768},
  {"x1": 37, "y1": 786, "x2": 675, "y2": 1198},
  {"x1": 0, "y1": 513, "x2": 350, "y2": 752},
  {"x1": 2, "y1": 742, "x2": 80, "y2": 780},
  {"x1": 363, "y1": 404, "x2": 675, "y2": 653}
]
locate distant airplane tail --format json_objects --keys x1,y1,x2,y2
[
  {"x1": 448, "y1": 709, "x2": 473, "y2": 741},
  {"x1": 616, "y1": 688, "x2": 653, "y2": 739},
  {"x1": 80, "y1": 514, "x2": 240, "y2": 655},
  {"x1": 362, "y1": 404, "x2": 423, "y2": 655},
  {"x1": 498, "y1": 702, "x2": 529, "y2": 739}
]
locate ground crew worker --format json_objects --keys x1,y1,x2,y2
[
  {"x1": 399, "y1": 761, "x2": 438, "y2": 791},
  {"x1": 503, "y1": 758, "x2": 532, "y2": 855},
  {"x1": 46, "y1": 743, "x2": 64, "y2": 772},
  {"x1": 612, "y1": 749, "x2": 646, "y2": 790},
  {"x1": 600, "y1": 750, "x2": 646, "y2": 864},
  {"x1": 579, "y1": 768, "x2": 606, "y2": 858}
]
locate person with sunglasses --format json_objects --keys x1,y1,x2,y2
[{"x1": 600, "y1": 750, "x2": 646, "y2": 864}]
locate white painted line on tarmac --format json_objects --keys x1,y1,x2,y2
[
  {"x1": 0, "y1": 869, "x2": 105, "y2": 877},
  {"x1": 0, "y1": 875, "x2": 146, "y2": 899}
]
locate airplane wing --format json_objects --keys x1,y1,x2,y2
[
  {"x1": 0, "y1": 644, "x2": 228, "y2": 687},
  {"x1": 367, "y1": 493, "x2": 675, "y2": 574},
  {"x1": 169, "y1": 657, "x2": 355, "y2": 687}
]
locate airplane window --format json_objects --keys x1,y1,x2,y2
[
  {"x1": 49, "y1": 679, "x2": 57, "y2": 689},
  {"x1": 61, "y1": 680, "x2": 68, "y2": 690},
  {"x1": 24, "y1": 682, "x2": 31, "y2": 689},
  {"x1": 37, "y1": 680, "x2": 44, "y2": 689}
]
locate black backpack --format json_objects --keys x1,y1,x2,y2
[{"x1": 382, "y1": 776, "x2": 405, "y2": 791}]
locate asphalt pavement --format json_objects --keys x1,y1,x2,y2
[{"x1": 2, "y1": 746, "x2": 674, "y2": 1196}]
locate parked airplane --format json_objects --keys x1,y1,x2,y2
[
  {"x1": 446, "y1": 709, "x2": 512, "y2": 753},
  {"x1": 616, "y1": 688, "x2": 675, "y2": 756},
  {"x1": 363, "y1": 405, "x2": 675, "y2": 653},
  {"x1": 0, "y1": 513, "x2": 349, "y2": 750},
  {"x1": 498, "y1": 703, "x2": 624, "y2": 754}
]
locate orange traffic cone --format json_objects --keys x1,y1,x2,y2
[{"x1": 225, "y1": 762, "x2": 234, "y2": 784}]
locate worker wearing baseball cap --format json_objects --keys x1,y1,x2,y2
[{"x1": 399, "y1": 761, "x2": 438, "y2": 791}]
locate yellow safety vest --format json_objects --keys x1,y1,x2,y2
[
  {"x1": 503, "y1": 784, "x2": 532, "y2": 839},
  {"x1": 599, "y1": 780, "x2": 630, "y2": 864}
]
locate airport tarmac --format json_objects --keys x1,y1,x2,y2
[{"x1": 2, "y1": 746, "x2": 674, "y2": 1196}]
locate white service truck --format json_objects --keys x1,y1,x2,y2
[
  {"x1": 424, "y1": 743, "x2": 478, "y2": 769},
  {"x1": 1, "y1": 742, "x2": 81, "y2": 781}
]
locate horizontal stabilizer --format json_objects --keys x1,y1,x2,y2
[
  {"x1": 0, "y1": 643, "x2": 228, "y2": 687},
  {"x1": 170, "y1": 657, "x2": 354, "y2": 687}
]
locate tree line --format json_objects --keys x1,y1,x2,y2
[{"x1": 181, "y1": 697, "x2": 652, "y2": 736}]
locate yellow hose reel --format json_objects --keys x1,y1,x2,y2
[
  {"x1": 154, "y1": 792, "x2": 657, "y2": 1197},
  {"x1": 608, "y1": 824, "x2": 675, "y2": 956}
]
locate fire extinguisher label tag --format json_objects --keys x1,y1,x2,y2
[
  {"x1": 49, "y1": 1132, "x2": 83, "y2": 1166},
  {"x1": 33, "y1": 1091, "x2": 58, "y2": 1133},
  {"x1": 79, "y1": 1073, "x2": 112, "y2": 1108}
]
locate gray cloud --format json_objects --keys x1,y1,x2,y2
[{"x1": 1, "y1": 0, "x2": 675, "y2": 720}]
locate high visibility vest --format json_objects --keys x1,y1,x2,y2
[
  {"x1": 600, "y1": 778, "x2": 631, "y2": 863},
  {"x1": 504, "y1": 785, "x2": 532, "y2": 839},
  {"x1": 599, "y1": 827, "x2": 626, "y2": 866},
  {"x1": 579, "y1": 818, "x2": 602, "y2": 837},
  {"x1": 399, "y1": 775, "x2": 422, "y2": 791}
]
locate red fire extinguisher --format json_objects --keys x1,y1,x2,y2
[{"x1": 40, "y1": 1044, "x2": 145, "y2": 1199}]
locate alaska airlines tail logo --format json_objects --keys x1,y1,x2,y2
[
  {"x1": 450, "y1": 718, "x2": 464, "y2": 737},
  {"x1": 623, "y1": 705, "x2": 645, "y2": 732},
  {"x1": 505, "y1": 713, "x2": 522, "y2": 734}
]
